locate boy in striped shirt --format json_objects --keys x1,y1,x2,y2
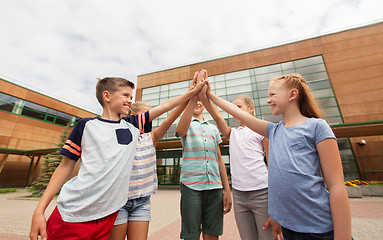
[{"x1": 176, "y1": 70, "x2": 232, "y2": 240}]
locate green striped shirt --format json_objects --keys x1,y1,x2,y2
[{"x1": 180, "y1": 118, "x2": 223, "y2": 191}]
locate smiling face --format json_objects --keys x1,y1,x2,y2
[
  {"x1": 267, "y1": 80, "x2": 292, "y2": 116},
  {"x1": 193, "y1": 101, "x2": 205, "y2": 117},
  {"x1": 107, "y1": 86, "x2": 134, "y2": 115}
]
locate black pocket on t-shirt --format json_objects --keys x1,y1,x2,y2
[{"x1": 116, "y1": 128, "x2": 133, "y2": 145}]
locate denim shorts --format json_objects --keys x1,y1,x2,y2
[
  {"x1": 114, "y1": 196, "x2": 151, "y2": 225},
  {"x1": 282, "y1": 227, "x2": 354, "y2": 240}
]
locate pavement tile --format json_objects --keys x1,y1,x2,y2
[{"x1": 1, "y1": 188, "x2": 382, "y2": 240}]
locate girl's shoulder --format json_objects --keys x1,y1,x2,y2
[
  {"x1": 231, "y1": 126, "x2": 264, "y2": 141},
  {"x1": 141, "y1": 132, "x2": 153, "y2": 139},
  {"x1": 139, "y1": 132, "x2": 154, "y2": 143},
  {"x1": 305, "y1": 118, "x2": 330, "y2": 129}
]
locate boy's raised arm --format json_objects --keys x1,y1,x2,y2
[
  {"x1": 176, "y1": 97, "x2": 198, "y2": 137},
  {"x1": 148, "y1": 72, "x2": 204, "y2": 122}
]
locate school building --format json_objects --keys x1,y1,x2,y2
[
  {"x1": 136, "y1": 21, "x2": 383, "y2": 183},
  {"x1": 1, "y1": 22, "x2": 382, "y2": 188},
  {"x1": 0, "y1": 78, "x2": 96, "y2": 187}
]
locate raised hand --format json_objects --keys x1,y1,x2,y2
[
  {"x1": 197, "y1": 69, "x2": 207, "y2": 83},
  {"x1": 189, "y1": 71, "x2": 199, "y2": 91},
  {"x1": 197, "y1": 69, "x2": 209, "y2": 99},
  {"x1": 205, "y1": 79, "x2": 212, "y2": 97},
  {"x1": 193, "y1": 71, "x2": 206, "y2": 92},
  {"x1": 197, "y1": 85, "x2": 208, "y2": 101}
]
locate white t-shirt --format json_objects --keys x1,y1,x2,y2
[
  {"x1": 229, "y1": 126, "x2": 268, "y2": 191},
  {"x1": 58, "y1": 112, "x2": 151, "y2": 222}
]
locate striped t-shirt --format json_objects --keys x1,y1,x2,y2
[
  {"x1": 128, "y1": 133, "x2": 158, "y2": 200},
  {"x1": 180, "y1": 118, "x2": 223, "y2": 191}
]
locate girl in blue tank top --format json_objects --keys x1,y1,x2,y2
[{"x1": 204, "y1": 73, "x2": 351, "y2": 240}]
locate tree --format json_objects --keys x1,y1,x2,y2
[{"x1": 27, "y1": 124, "x2": 70, "y2": 197}]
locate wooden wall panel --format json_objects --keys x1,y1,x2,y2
[
  {"x1": 0, "y1": 80, "x2": 28, "y2": 99},
  {"x1": 0, "y1": 84, "x2": 94, "y2": 186},
  {"x1": 344, "y1": 114, "x2": 383, "y2": 123},
  {"x1": 337, "y1": 91, "x2": 383, "y2": 105},
  {"x1": 135, "y1": 89, "x2": 142, "y2": 101},
  {"x1": 327, "y1": 63, "x2": 383, "y2": 84},
  {"x1": 26, "y1": 91, "x2": 80, "y2": 116},
  {"x1": 321, "y1": 33, "x2": 383, "y2": 53},
  {"x1": 323, "y1": 42, "x2": 383, "y2": 64},
  {"x1": 0, "y1": 77, "x2": 95, "y2": 186},
  {"x1": 0, "y1": 160, "x2": 30, "y2": 187},
  {"x1": 0, "y1": 136, "x2": 11, "y2": 147},
  {"x1": 325, "y1": 53, "x2": 383, "y2": 74},
  {"x1": 322, "y1": 25, "x2": 383, "y2": 180},
  {"x1": 0, "y1": 113, "x2": 70, "y2": 187},
  {"x1": 350, "y1": 136, "x2": 383, "y2": 180},
  {"x1": 320, "y1": 23, "x2": 383, "y2": 43},
  {"x1": 75, "y1": 108, "x2": 95, "y2": 118},
  {"x1": 332, "y1": 77, "x2": 382, "y2": 96}
]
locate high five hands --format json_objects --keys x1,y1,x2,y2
[{"x1": 189, "y1": 69, "x2": 210, "y2": 100}]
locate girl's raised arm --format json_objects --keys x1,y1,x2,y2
[
  {"x1": 151, "y1": 101, "x2": 188, "y2": 146},
  {"x1": 206, "y1": 82, "x2": 269, "y2": 137},
  {"x1": 198, "y1": 86, "x2": 231, "y2": 138}
]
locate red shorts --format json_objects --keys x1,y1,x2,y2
[{"x1": 46, "y1": 207, "x2": 118, "y2": 240}]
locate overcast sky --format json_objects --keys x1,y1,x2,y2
[{"x1": 0, "y1": 0, "x2": 382, "y2": 115}]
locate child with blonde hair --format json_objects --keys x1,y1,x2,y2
[
  {"x1": 203, "y1": 73, "x2": 351, "y2": 240},
  {"x1": 198, "y1": 93, "x2": 273, "y2": 240}
]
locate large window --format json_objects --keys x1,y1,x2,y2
[
  {"x1": 142, "y1": 55, "x2": 360, "y2": 181},
  {"x1": 142, "y1": 55, "x2": 343, "y2": 130},
  {"x1": 0, "y1": 92, "x2": 80, "y2": 127}
]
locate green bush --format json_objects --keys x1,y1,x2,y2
[{"x1": 0, "y1": 188, "x2": 17, "y2": 194}]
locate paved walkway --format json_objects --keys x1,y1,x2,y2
[{"x1": 0, "y1": 187, "x2": 382, "y2": 240}]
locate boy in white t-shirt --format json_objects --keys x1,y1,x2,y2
[{"x1": 30, "y1": 76, "x2": 206, "y2": 240}]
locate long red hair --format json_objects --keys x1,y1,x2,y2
[{"x1": 272, "y1": 73, "x2": 322, "y2": 119}]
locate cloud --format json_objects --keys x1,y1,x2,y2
[{"x1": 0, "y1": 0, "x2": 382, "y2": 114}]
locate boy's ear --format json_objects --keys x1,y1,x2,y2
[
  {"x1": 103, "y1": 90, "x2": 111, "y2": 103},
  {"x1": 289, "y1": 88, "x2": 299, "y2": 102}
]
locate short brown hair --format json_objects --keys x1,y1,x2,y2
[{"x1": 96, "y1": 77, "x2": 135, "y2": 106}]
